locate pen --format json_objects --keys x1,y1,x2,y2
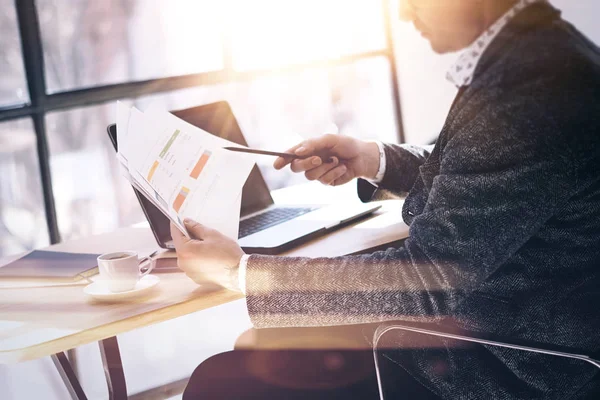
[{"x1": 224, "y1": 147, "x2": 335, "y2": 163}]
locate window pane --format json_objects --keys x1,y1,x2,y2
[
  {"x1": 230, "y1": 0, "x2": 387, "y2": 71},
  {"x1": 392, "y1": 1, "x2": 458, "y2": 145},
  {"x1": 46, "y1": 57, "x2": 396, "y2": 241},
  {"x1": 46, "y1": 104, "x2": 146, "y2": 242},
  {"x1": 37, "y1": 0, "x2": 224, "y2": 93},
  {"x1": 0, "y1": 119, "x2": 49, "y2": 257},
  {"x1": 551, "y1": 0, "x2": 600, "y2": 45},
  {"x1": 0, "y1": 1, "x2": 30, "y2": 106}
]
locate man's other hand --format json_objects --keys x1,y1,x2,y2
[
  {"x1": 273, "y1": 134, "x2": 380, "y2": 186},
  {"x1": 170, "y1": 220, "x2": 245, "y2": 288}
]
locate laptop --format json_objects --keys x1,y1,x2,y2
[{"x1": 107, "y1": 101, "x2": 380, "y2": 254}]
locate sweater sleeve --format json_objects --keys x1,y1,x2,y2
[{"x1": 357, "y1": 144, "x2": 434, "y2": 202}]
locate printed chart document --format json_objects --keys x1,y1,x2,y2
[{"x1": 116, "y1": 102, "x2": 255, "y2": 239}]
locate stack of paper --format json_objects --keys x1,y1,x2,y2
[{"x1": 116, "y1": 102, "x2": 255, "y2": 240}]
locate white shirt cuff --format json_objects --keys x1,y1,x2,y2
[
  {"x1": 237, "y1": 254, "x2": 249, "y2": 295},
  {"x1": 367, "y1": 141, "x2": 386, "y2": 185}
]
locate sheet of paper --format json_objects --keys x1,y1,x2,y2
[
  {"x1": 147, "y1": 112, "x2": 253, "y2": 238},
  {"x1": 115, "y1": 104, "x2": 255, "y2": 240},
  {"x1": 120, "y1": 157, "x2": 188, "y2": 234},
  {"x1": 200, "y1": 191, "x2": 242, "y2": 240}
]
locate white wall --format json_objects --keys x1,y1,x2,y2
[
  {"x1": 394, "y1": 0, "x2": 600, "y2": 145},
  {"x1": 552, "y1": 0, "x2": 600, "y2": 44}
]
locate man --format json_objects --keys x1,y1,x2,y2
[{"x1": 174, "y1": 0, "x2": 600, "y2": 398}]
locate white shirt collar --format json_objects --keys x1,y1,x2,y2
[{"x1": 446, "y1": 0, "x2": 546, "y2": 87}]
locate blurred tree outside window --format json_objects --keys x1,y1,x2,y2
[
  {"x1": 0, "y1": 0, "x2": 30, "y2": 106},
  {"x1": 0, "y1": 119, "x2": 50, "y2": 256},
  {"x1": 36, "y1": 0, "x2": 224, "y2": 93}
]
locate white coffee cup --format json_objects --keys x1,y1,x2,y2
[{"x1": 97, "y1": 251, "x2": 155, "y2": 293}]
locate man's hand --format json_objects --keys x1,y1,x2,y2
[
  {"x1": 170, "y1": 219, "x2": 245, "y2": 289},
  {"x1": 273, "y1": 134, "x2": 380, "y2": 186}
]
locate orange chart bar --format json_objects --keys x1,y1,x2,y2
[
  {"x1": 173, "y1": 187, "x2": 190, "y2": 213},
  {"x1": 190, "y1": 151, "x2": 211, "y2": 179},
  {"x1": 147, "y1": 161, "x2": 159, "y2": 181}
]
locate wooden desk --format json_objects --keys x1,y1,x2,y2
[{"x1": 0, "y1": 183, "x2": 408, "y2": 399}]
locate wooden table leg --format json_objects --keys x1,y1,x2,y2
[
  {"x1": 67, "y1": 348, "x2": 78, "y2": 377},
  {"x1": 51, "y1": 352, "x2": 88, "y2": 400},
  {"x1": 55, "y1": 336, "x2": 186, "y2": 400},
  {"x1": 99, "y1": 336, "x2": 128, "y2": 400}
]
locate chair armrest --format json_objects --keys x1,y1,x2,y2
[{"x1": 372, "y1": 322, "x2": 600, "y2": 400}]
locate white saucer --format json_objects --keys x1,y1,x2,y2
[{"x1": 84, "y1": 275, "x2": 160, "y2": 302}]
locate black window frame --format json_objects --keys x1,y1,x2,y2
[{"x1": 2, "y1": 0, "x2": 404, "y2": 245}]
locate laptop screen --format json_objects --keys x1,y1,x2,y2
[
  {"x1": 171, "y1": 102, "x2": 274, "y2": 216},
  {"x1": 107, "y1": 101, "x2": 274, "y2": 246}
]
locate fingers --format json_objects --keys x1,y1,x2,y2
[
  {"x1": 319, "y1": 164, "x2": 348, "y2": 186},
  {"x1": 273, "y1": 156, "x2": 288, "y2": 170},
  {"x1": 184, "y1": 218, "x2": 213, "y2": 240},
  {"x1": 274, "y1": 143, "x2": 303, "y2": 170},
  {"x1": 170, "y1": 222, "x2": 189, "y2": 248},
  {"x1": 331, "y1": 171, "x2": 355, "y2": 187},
  {"x1": 273, "y1": 134, "x2": 338, "y2": 170},
  {"x1": 290, "y1": 156, "x2": 324, "y2": 173},
  {"x1": 303, "y1": 157, "x2": 339, "y2": 180},
  {"x1": 295, "y1": 134, "x2": 338, "y2": 157}
]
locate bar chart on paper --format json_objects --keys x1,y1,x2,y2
[
  {"x1": 173, "y1": 187, "x2": 190, "y2": 213},
  {"x1": 116, "y1": 102, "x2": 256, "y2": 238},
  {"x1": 160, "y1": 129, "x2": 181, "y2": 159},
  {"x1": 190, "y1": 151, "x2": 212, "y2": 179},
  {"x1": 147, "y1": 161, "x2": 160, "y2": 181},
  {"x1": 140, "y1": 127, "x2": 203, "y2": 209}
]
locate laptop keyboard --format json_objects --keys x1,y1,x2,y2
[{"x1": 239, "y1": 207, "x2": 316, "y2": 239}]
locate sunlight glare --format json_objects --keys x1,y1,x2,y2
[
  {"x1": 159, "y1": 0, "x2": 225, "y2": 75},
  {"x1": 227, "y1": 0, "x2": 386, "y2": 71}
]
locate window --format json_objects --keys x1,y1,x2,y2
[
  {"x1": 0, "y1": 119, "x2": 49, "y2": 257},
  {"x1": 46, "y1": 104, "x2": 146, "y2": 242},
  {"x1": 230, "y1": 0, "x2": 387, "y2": 71},
  {"x1": 37, "y1": 0, "x2": 224, "y2": 93},
  {"x1": 1, "y1": 0, "x2": 402, "y2": 254},
  {"x1": 0, "y1": 1, "x2": 29, "y2": 106},
  {"x1": 392, "y1": 18, "x2": 457, "y2": 145},
  {"x1": 45, "y1": 56, "x2": 397, "y2": 241}
]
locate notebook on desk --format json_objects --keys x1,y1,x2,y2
[{"x1": 0, "y1": 250, "x2": 100, "y2": 282}]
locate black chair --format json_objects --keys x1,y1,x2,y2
[
  {"x1": 183, "y1": 324, "x2": 440, "y2": 399},
  {"x1": 183, "y1": 323, "x2": 600, "y2": 399}
]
